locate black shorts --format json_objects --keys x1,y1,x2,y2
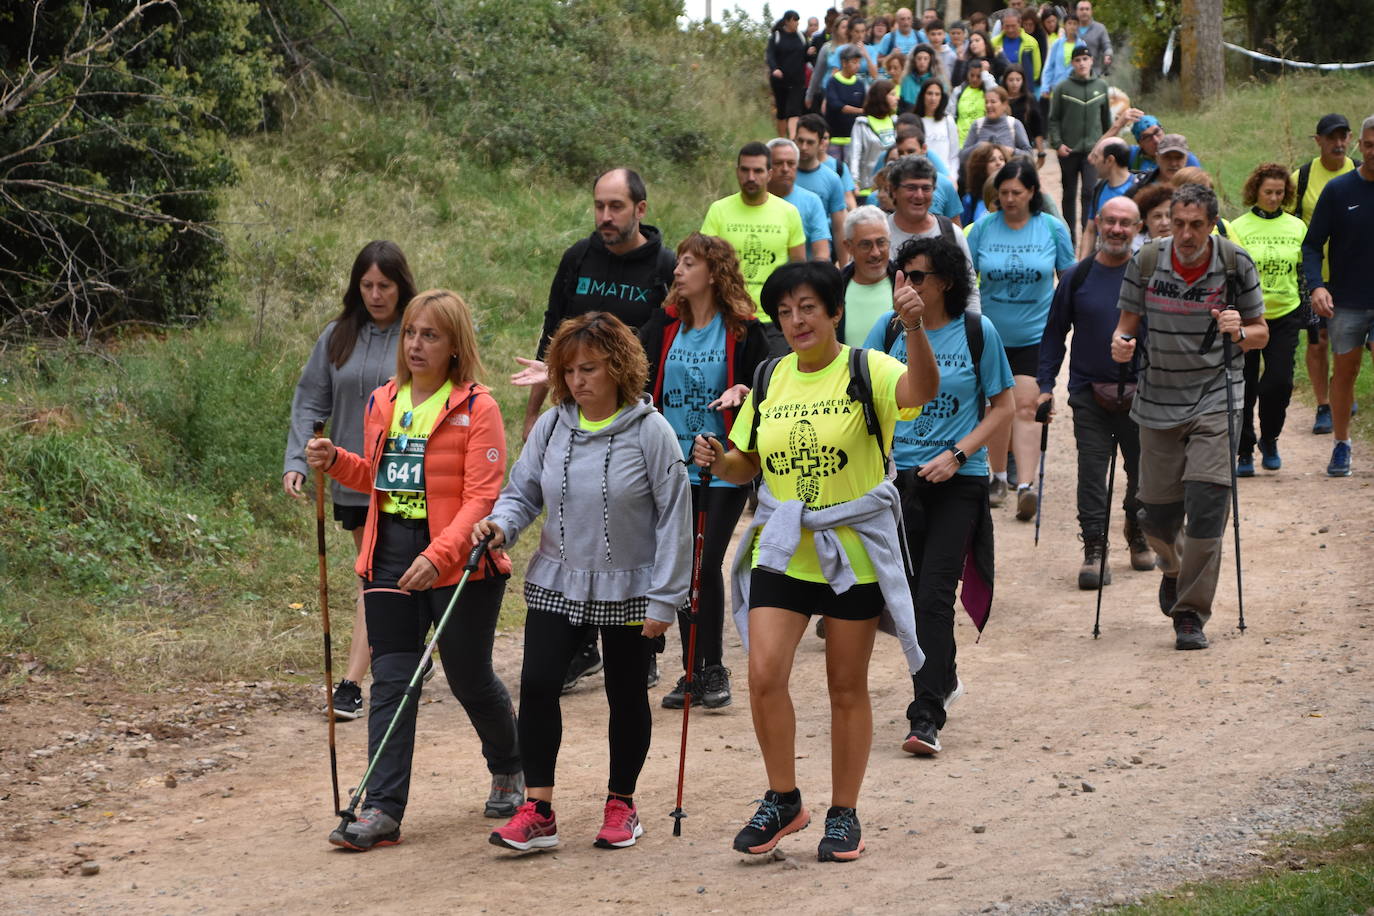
[
  {"x1": 1004, "y1": 343, "x2": 1039, "y2": 377},
  {"x1": 749, "y1": 568, "x2": 884, "y2": 621},
  {"x1": 770, "y1": 77, "x2": 806, "y2": 119},
  {"x1": 333, "y1": 503, "x2": 368, "y2": 531}
]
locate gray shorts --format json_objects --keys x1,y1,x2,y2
[
  {"x1": 1137, "y1": 410, "x2": 1233, "y2": 503},
  {"x1": 1328, "y1": 308, "x2": 1374, "y2": 355}
]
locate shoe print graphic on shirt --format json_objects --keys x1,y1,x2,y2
[
  {"x1": 664, "y1": 366, "x2": 713, "y2": 433},
  {"x1": 912, "y1": 391, "x2": 960, "y2": 438},
  {"x1": 764, "y1": 419, "x2": 850, "y2": 505},
  {"x1": 738, "y1": 234, "x2": 779, "y2": 280}
]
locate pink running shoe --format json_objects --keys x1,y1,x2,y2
[
  {"x1": 594, "y1": 798, "x2": 644, "y2": 849},
  {"x1": 490, "y1": 801, "x2": 559, "y2": 851}
]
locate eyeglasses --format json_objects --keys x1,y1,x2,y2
[
  {"x1": 897, "y1": 182, "x2": 935, "y2": 195},
  {"x1": 854, "y1": 238, "x2": 890, "y2": 252}
]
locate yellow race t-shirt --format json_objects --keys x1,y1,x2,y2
[
  {"x1": 376, "y1": 380, "x2": 453, "y2": 519},
  {"x1": 1289, "y1": 156, "x2": 1356, "y2": 282},
  {"x1": 701, "y1": 192, "x2": 806, "y2": 319},
  {"x1": 730, "y1": 346, "x2": 920, "y2": 583},
  {"x1": 579, "y1": 406, "x2": 623, "y2": 431}
]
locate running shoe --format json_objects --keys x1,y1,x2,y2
[
  {"x1": 594, "y1": 798, "x2": 644, "y2": 849},
  {"x1": 817, "y1": 806, "x2": 864, "y2": 862},
  {"x1": 660, "y1": 673, "x2": 702, "y2": 709},
  {"x1": 485, "y1": 772, "x2": 525, "y2": 819},
  {"x1": 815, "y1": 617, "x2": 827, "y2": 639},
  {"x1": 944, "y1": 676, "x2": 965, "y2": 711},
  {"x1": 330, "y1": 679, "x2": 363, "y2": 720},
  {"x1": 1158, "y1": 574, "x2": 1179, "y2": 616},
  {"x1": 902, "y1": 717, "x2": 941, "y2": 755},
  {"x1": 699, "y1": 664, "x2": 733, "y2": 709},
  {"x1": 561, "y1": 642, "x2": 603, "y2": 693},
  {"x1": 1015, "y1": 484, "x2": 1037, "y2": 521},
  {"x1": 1327, "y1": 441, "x2": 1352, "y2": 477},
  {"x1": 1173, "y1": 612, "x2": 1209, "y2": 650},
  {"x1": 328, "y1": 806, "x2": 401, "y2": 851},
  {"x1": 988, "y1": 476, "x2": 1008, "y2": 508},
  {"x1": 732, "y1": 790, "x2": 810, "y2": 854},
  {"x1": 1236, "y1": 454, "x2": 1254, "y2": 477},
  {"x1": 490, "y1": 801, "x2": 559, "y2": 851},
  {"x1": 1313, "y1": 404, "x2": 1333, "y2": 435},
  {"x1": 1259, "y1": 438, "x2": 1281, "y2": 471}
]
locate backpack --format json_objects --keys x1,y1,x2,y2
[
  {"x1": 882, "y1": 311, "x2": 986, "y2": 421},
  {"x1": 1291, "y1": 157, "x2": 1362, "y2": 221},
  {"x1": 1136, "y1": 235, "x2": 1241, "y2": 306},
  {"x1": 745, "y1": 347, "x2": 889, "y2": 471}
]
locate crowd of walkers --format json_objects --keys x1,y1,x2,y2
[{"x1": 279, "y1": 1, "x2": 1373, "y2": 866}]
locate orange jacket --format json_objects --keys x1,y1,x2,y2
[{"x1": 328, "y1": 378, "x2": 512, "y2": 586}]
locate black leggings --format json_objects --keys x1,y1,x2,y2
[
  {"x1": 518, "y1": 607, "x2": 653, "y2": 795},
  {"x1": 675, "y1": 483, "x2": 748, "y2": 671}
]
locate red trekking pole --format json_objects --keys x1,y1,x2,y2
[{"x1": 670, "y1": 466, "x2": 712, "y2": 837}]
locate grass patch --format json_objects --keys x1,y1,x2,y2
[{"x1": 1112, "y1": 794, "x2": 1374, "y2": 914}]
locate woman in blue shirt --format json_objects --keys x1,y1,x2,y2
[
  {"x1": 966, "y1": 158, "x2": 1075, "y2": 514},
  {"x1": 863, "y1": 236, "x2": 1013, "y2": 757}
]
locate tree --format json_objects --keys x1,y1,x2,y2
[{"x1": 1179, "y1": 0, "x2": 1224, "y2": 109}]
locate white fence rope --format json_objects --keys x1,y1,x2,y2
[{"x1": 1162, "y1": 28, "x2": 1374, "y2": 72}]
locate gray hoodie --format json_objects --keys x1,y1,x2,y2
[
  {"x1": 284, "y1": 318, "x2": 401, "y2": 506},
  {"x1": 487, "y1": 395, "x2": 692, "y2": 624},
  {"x1": 731, "y1": 479, "x2": 926, "y2": 674}
]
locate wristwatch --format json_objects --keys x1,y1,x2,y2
[
  {"x1": 1237, "y1": 327, "x2": 1247, "y2": 342},
  {"x1": 951, "y1": 448, "x2": 968, "y2": 466}
]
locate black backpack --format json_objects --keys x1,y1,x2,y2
[
  {"x1": 745, "y1": 347, "x2": 888, "y2": 470},
  {"x1": 882, "y1": 311, "x2": 986, "y2": 421},
  {"x1": 1292, "y1": 157, "x2": 1362, "y2": 220}
]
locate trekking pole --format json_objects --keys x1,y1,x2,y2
[
  {"x1": 1092, "y1": 353, "x2": 1131, "y2": 639},
  {"x1": 1221, "y1": 331, "x2": 1247, "y2": 632},
  {"x1": 313, "y1": 420, "x2": 341, "y2": 816},
  {"x1": 671, "y1": 465, "x2": 712, "y2": 837},
  {"x1": 334, "y1": 533, "x2": 495, "y2": 832},
  {"x1": 1033, "y1": 400, "x2": 1051, "y2": 546}
]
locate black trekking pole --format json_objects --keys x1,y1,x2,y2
[
  {"x1": 313, "y1": 420, "x2": 342, "y2": 816},
  {"x1": 334, "y1": 533, "x2": 495, "y2": 832},
  {"x1": 1092, "y1": 352, "x2": 1132, "y2": 639},
  {"x1": 1220, "y1": 328, "x2": 1247, "y2": 632},
  {"x1": 671, "y1": 464, "x2": 712, "y2": 837},
  {"x1": 1033, "y1": 400, "x2": 1051, "y2": 546}
]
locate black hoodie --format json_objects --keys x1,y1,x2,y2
[{"x1": 536, "y1": 224, "x2": 677, "y2": 358}]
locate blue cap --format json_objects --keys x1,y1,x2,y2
[{"x1": 1132, "y1": 115, "x2": 1161, "y2": 140}]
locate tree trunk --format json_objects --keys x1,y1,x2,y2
[{"x1": 1179, "y1": 0, "x2": 1224, "y2": 110}]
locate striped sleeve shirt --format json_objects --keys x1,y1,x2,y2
[{"x1": 1118, "y1": 238, "x2": 1264, "y2": 429}]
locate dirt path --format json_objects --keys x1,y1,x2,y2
[{"x1": 5, "y1": 161, "x2": 1374, "y2": 914}]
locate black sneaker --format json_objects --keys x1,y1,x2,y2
[
  {"x1": 561, "y1": 642, "x2": 604, "y2": 694},
  {"x1": 1158, "y1": 575, "x2": 1179, "y2": 617},
  {"x1": 817, "y1": 806, "x2": 864, "y2": 862},
  {"x1": 732, "y1": 790, "x2": 810, "y2": 854},
  {"x1": 330, "y1": 679, "x2": 363, "y2": 720},
  {"x1": 660, "y1": 673, "x2": 700, "y2": 709},
  {"x1": 1174, "y1": 612, "x2": 1209, "y2": 650},
  {"x1": 646, "y1": 653, "x2": 660, "y2": 689},
  {"x1": 902, "y1": 717, "x2": 941, "y2": 755},
  {"x1": 699, "y1": 664, "x2": 732, "y2": 709}
]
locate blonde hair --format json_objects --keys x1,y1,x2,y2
[
  {"x1": 1170, "y1": 166, "x2": 1213, "y2": 189},
  {"x1": 394, "y1": 289, "x2": 485, "y2": 387}
]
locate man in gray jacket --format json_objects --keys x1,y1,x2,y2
[{"x1": 1074, "y1": 0, "x2": 1113, "y2": 75}]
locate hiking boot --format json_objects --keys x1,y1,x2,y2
[
  {"x1": 1327, "y1": 441, "x2": 1352, "y2": 477},
  {"x1": 1015, "y1": 484, "x2": 1037, "y2": 521},
  {"x1": 1173, "y1": 612, "x2": 1209, "y2": 650},
  {"x1": 594, "y1": 798, "x2": 644, "y2": 849},
  {"x1": 1236, "y1": 454, "x2": 1255, "y2": 477},
  {"x1": 329, "y1": 806, "x2": 401, "y2": 851},
  {"x1": 902, "y1": 717, "x2": 941, "y2": 755},
  {"x1": 485, "y1": 772, "x2": 525, "y2": 819},
  {"x1": 1259, "y1": 438, "x2": 1281, "y2": 471},
  {"x1": 646, "y1": 654, "x2": 660, "y2": 689},
  {"x1": 699, "y1": 664, "x2": 733, "y2": 709},
  {"x1": 561, "y1": 642, "x2": 603, "y2": 693},
  {"x1": 1313, "y1": 404, "x2": 1332, "y2": 435},
  {"x1": 330, "y1": 679, "x2": 363, "y2": 721},
  {"x1": 988, "y1": 477, "x2": 1008, "y2": 507},
  {"x1": 817, "y1": 806, "x2": 865, "y2": 862},
  {"x1": 490, "y1": 801, "x2": 559, "y2": 851},
  {"x1": 1125, "y1": 523, "x2": 1156, "y2": 572},
  {"x1": 732, "y1": 790, "x2": 810, "y2": 854},
  {"x1": 1158, "y1": 575, "x2": 1179, "y2": 616},
  {"x1": 1077, "y1": 537, "x2": 1111, "y2": 590},
  {"x1": 660, "y1": 673, "x2": 702, "y2": 709},
  {"x1": 944, "y1": 677, "x2": 965, "y2": 711}
]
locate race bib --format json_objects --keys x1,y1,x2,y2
[{"x1": 375, "y1": 437, "x2": 425, "y2": 493}]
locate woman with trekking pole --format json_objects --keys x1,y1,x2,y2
[
  {"x1": 690, "y1": 260, "x2": 939, "y2": 863},
  {"x1": 478, "y1": 312, "x2": 691, "y2": 853},
  {"x1": 309, "y1": 289, "x2": 523, "y2": 851},
  {"x1": 284, "y1": 241, "x2": 417, "y2": 721},
  {"x1": 863, "y1": 236, "x2": 1015, "y2": 758},
  {"x1": 639, "y1": 233, "x2": 770, "y2": 712}
]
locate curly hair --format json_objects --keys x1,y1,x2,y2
[
  {"x1": 664, "y1": 232, "x2": 755, "y2": 341},
  {"x1": 894, "y1": 236, "x2": 974, "y2": 318},
  {"x1": 1241, "y1": 162, "x2": 1295, "y2": 209},
  {"x1": 962, "y1": 142, "x2": 1012, "y2": 200},
  {"x1": 394, "y1": 289, "x2": 484, "y2": 387},
  {"x1": 1131, "y1": 181, "x2": 1175, "y2": 231},
  {"x1": 545, "y1": 312, "x2": 647, "y2": 409}
]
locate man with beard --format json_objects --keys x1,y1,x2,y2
[{"x1": 1037, "y1": 196, "x2": 1155, "y2": 589}]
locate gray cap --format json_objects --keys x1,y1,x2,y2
[{"x1": 1156, "y1": 133, "x2": 1189, "y2": 155}]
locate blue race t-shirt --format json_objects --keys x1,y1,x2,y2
[
  {"x1": 967, "y1": 211, "x2": 1076, "y2": 348},
  {"x1": 865, "y1": 312, "x2": 1015, "y2": 476},
  {"x1": 1087, "y1": 173, "x2": 1138, "y2": 220},
  {"x1": 782, "y1": 185, "x2": 833, "y2": 259},
  {"x1": 795, "y1": 163, "x2": 847, "y2": 216},
  {"x1": 934, "y1": 173, "x2": 962, "y2": 221},
  {"x1": 663, "y1": 313, "x2": 735, "y2": 488}
]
